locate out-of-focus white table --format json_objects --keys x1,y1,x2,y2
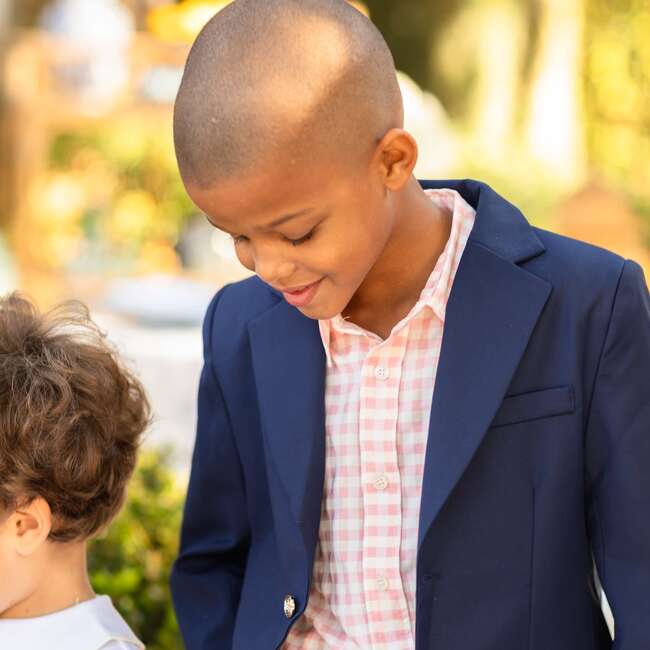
[
  {"x1": 91, "y1": 270, "x2": 249, "y2": 475},
  {"x1": 95, "y1": 311, "x2": 203, "y2": 475}
]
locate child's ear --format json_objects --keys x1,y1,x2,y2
[
  {"x1": 373, "y1": 128, "x2": 419, "y2": 192},
  {"x1": 11, "y1": 498, "x2": 52, "y2": 556}
]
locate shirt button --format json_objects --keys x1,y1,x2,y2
[
  {"x1": 375, "y1": 575, "x2": 389, "y2": 591},
  {"x1": 374, "y1": 365, "x2": 390, "y2": 380},
  {"x1": 373, "y1": 474, "x2": 389, "y2": 490}
]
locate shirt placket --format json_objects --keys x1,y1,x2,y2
[{"x1": 359, "y1": 330, "x2": 412, "y2": 648}]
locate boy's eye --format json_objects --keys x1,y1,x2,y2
[
  {"x1": 229, "y1": 229, "x2": 316, "y2": 247},
  {"x1": 284, "y1": 229, "x2": 315, "y2": 247}
]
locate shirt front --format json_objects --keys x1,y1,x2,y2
[
  {"x1": 0, "y1": 595, "x2": 144, "y2": 650},
  {"x1": 282, "y1": 188, "x2": 476, "y2": 649}
]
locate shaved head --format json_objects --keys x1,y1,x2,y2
[{"x1": 174, "y1": 0, "x2": 403, "y2": 189}]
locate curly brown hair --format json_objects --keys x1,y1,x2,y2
[{"x1": 0, "y1": 293, "x2": 151, "y2": 542}]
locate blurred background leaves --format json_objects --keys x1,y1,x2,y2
[{"x1": 89, "y1": 447, "x2": 185, "y2": 650}]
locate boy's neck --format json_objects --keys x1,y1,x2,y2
[
  {"x1": 1, "y1": 541, "x2": 95, "y2": 619},
  {"x1": 342, "y1": 176, "x2": 453, "y2": 338}
]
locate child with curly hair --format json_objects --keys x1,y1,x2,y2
[{"x1": 0, "y1": 293, "x2": 151, "y2": 649}]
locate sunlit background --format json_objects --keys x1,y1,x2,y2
[{"x1": 0, "y1": 0, "x2": 647, "y2": 646}]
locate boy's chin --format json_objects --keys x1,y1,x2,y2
[
  {"x1": 296, "y1": 304, "x2": 326, "y2": 320},
  {"x1": 296, "y1": 300, "x2": 340, "y2": 321}
]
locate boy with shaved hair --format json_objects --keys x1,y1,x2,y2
[{"x1": 170, "y1": 1, "x2": 650, "y2": 649}]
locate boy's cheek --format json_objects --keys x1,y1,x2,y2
[{"x1": 234, "y1": 247, "x2": 255, "y2": 271}]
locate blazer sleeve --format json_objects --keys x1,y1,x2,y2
[
  {"x1": 586, "y1": 259, "x2": 650, "y2": 646},
  {"x1": 170, "y1": 286, "x2": 250, "y2": 649}
]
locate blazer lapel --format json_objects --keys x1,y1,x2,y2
[
  {"x1": 248, "y1": 301, "x2": 326, "y2": 559},
  {"x1": 417, "y1": 179, "x2": 552, "y2": 548}
]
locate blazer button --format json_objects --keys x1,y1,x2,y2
[{"x1": 283, "y1": 594, "x2": 296, "y2": 619}]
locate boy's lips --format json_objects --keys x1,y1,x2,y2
[
  {"x1": 282, "y1": 280, "x2": 319, "y2": 293},
  {"x1": 280, "y1": 278, "x2": 323, "y2": 307}
]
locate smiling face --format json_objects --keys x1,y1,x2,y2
[
  {"x1": 174, "y1": 0, "x2": 412, "y2": 320},
  {"x1": 188, "y1": 146, "x2": 401, "y2": 320}
]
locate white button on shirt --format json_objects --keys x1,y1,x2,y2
[
  {"x1": 374, "y1": 365, "x2": 390, "y2": 380},
  {"x1": 0, "y1": 595, "x2": 144, "y2": 650},
  {"x1": 373, "y1": 474, "x2": 389, "y2": 491}
]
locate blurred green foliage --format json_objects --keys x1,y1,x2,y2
[
  {"x1": 88, "y1": 447, "x2": 185, "y2": 650},
  {"x1": 46, "y1": 117, "x2": 196, "y2": 272},
  {"x1": 584, "y1": 0, "x2": 650, "y2": 197}
]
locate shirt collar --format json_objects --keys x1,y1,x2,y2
[
  {"x1": 318, "y1": 188, "x2": 476, "y2": 367},
  {"x1": 0, "y1": 596, "x2": 144, "y2": 650}
]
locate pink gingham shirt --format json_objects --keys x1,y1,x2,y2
[{"x1": 282, "y1": 189, "x2": 476, "y2": 649}]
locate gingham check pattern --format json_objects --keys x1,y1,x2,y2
[{"x1": 282, "y1": 189, "x2": 476, "y2": 649}]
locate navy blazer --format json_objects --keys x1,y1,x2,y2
[{"x1": 171, "y1": 179, "x2": 650, "y2": 649}]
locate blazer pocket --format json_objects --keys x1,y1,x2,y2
[{"x1": 490, "y1": 384, "x2": 575, "y2": 428}]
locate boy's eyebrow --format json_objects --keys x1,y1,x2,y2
[
  {"x1": 207, "y1": 208, "x2": 315, "y2": 234},
  {"x1": 265, "y1": 208, "x2": 314, "y2": 229}
]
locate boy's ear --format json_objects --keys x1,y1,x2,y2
[
  {"x1": 373, "y1": 128, "x2": 419, "y2": 192},
  {"x1": 11, "y1": 498, "x2": 52, "y2": 556}
]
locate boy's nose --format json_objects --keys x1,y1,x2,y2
[{"x1": 254, "y1": 254, "x2": 296, "y2": 286}]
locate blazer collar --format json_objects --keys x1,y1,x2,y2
[{"x1": 418, "y1": 179, "x2": 545, "y2": 264}]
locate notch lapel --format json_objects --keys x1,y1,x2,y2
[
  {"x1": 248, "y1": 300, "x2": 326, "y2": 559},
  {"x1": 417, "y1": 239, "x2": 552, "y2": 548}
]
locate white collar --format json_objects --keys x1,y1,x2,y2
[{"x1": 0, "y1": 595, "x2": 144, "y2": 650}]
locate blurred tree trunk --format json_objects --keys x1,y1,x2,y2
[
  {"x1": 0, "y1": 0, "x2": 15, "y2": 228},
  {"x1": 12, "y1": 0, "x2": 150, "y2": 29},
  {"x1": 364, "y1": 0, "x2": 464, "y2": 97},
  {"x1": 472, "y1": 3, "x2": 524, "y2": 148},
  {"x1": 523, "y1": 0, "x2": 586, "y2": 184},
  {"x1": 11, "y1": 0, "x2": 48, "y2": 26}
]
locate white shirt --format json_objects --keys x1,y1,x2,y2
[{"x1": 0, "y1": 595, "x2": 144, "y2": 650}]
